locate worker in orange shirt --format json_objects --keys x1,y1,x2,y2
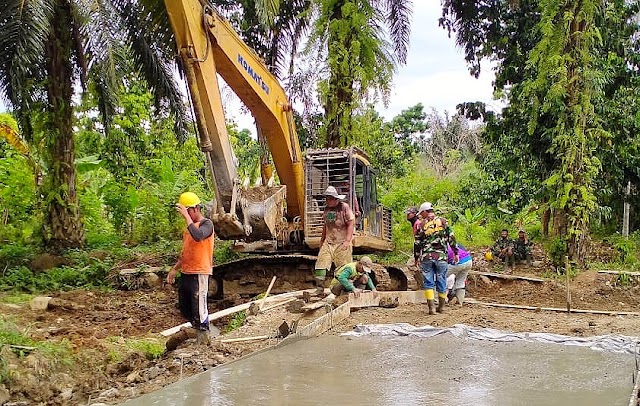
[{"x1": 166, "y1": 192, "x2": 214, "y2": 345}]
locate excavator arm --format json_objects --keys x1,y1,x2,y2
[{"x1": 165, "y1": 0, "x2": 305, "y2": 240}]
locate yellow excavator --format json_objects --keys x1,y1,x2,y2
[{"x1": 165, "y1": 0, "x2": 418, "y2": 297}]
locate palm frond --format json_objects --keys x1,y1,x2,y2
[
  {"x1": 111, "y1": 0, "x2": 190, "y2": 141},
  {"x1": 381, "y1": 0, "x2": 412, "y2": 64},
  {"x1": 0, "y1": 0, "x2": 54, "y2": 111}
]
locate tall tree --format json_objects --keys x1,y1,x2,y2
[
  {"x1": 0, "y1": 0, "x2": 188, "y2": 249},
  {"x1": 311, "y1": 0, "x2": 412, "y2": 147}
]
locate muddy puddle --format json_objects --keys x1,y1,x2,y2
[{"x1": 122, "y1": 331, "x2": 636, "y2": 405}]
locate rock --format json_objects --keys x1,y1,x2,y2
[
  {"x1": 126, "y1": 371, "x2": 140, "y2": 383},
  {"x1": 144, "y1": 272, "x2": 161, "y2": 287},
  {"x1": 58, "y1": 389, "x2": 73, "y2": 401},
  {"x1": 98, "y1": 387, "x2": 119, "y2": 399},
  {"x1": 213, "y1": 354, "x2": 226, "y2": 364},
  {"x1": 144, "y1": 366, "x2": 163, "y2": 381},
  {"x1": 479, "y1": 275, "x2": 492, "y2": 285},
  {"x1": 29, "y1": 296, "x2": 52, "y2": 311},
  {"x1": 247, "y1": 302, "x2": 260, "y2": 315},
  {"x1": 0, "y1": 384, "x2": 9, "y2": 405},
  {"x1": 379, "y1": 297, "x2": 399, "y2": 308},
  {"x1": 286, "y1": 299, "x2": 305, "y2": 313},
  {"x1": 48, "y1": 298, "x2": 85, "y2": 311}
]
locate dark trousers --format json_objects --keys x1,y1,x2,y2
[{"x1": 178, "y1": 273, "x2": 210, "y2": 331}]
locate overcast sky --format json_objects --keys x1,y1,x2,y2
[
  {"x1": 0, "y1": 2, "x2": 498, "y2": 127},
  {"x1": 377, "y1": 2, "x2": 498, "y2": 120}
]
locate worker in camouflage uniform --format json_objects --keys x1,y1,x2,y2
[
  {"x1": 492, "y1": 229, "x2": 515, "y2": 268},
  {"x1": 415, "y1": 202, "x2": 457, "y2": 315},
  {"x1": 513, "y1": 230, "x2": 533, "y2": 265}
]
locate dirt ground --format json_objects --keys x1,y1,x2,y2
[{"x1": 1, "y1": 254, "x2": 640, "y2": 406}]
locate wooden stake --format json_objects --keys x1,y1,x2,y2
[
  {"x1": 259, "y1": 276, "x2": 277, "y2": 311},
  {"x1": 565, "y1": 255, "x2": 571, "y2": 313}
]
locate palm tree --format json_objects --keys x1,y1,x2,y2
[
  {"x1": 310, "y1": 0, "x2": 412, "y2": 147},
  {"x1": 0, "y1": 0, "x2": 188, "y2": 249}
]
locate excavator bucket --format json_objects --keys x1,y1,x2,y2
[
  {"x1": 240, "y1": 185, "x2": 288, "y2": 242},
  {"x1": 213, "y1": 185, "x2": 287, "y2": 242}
]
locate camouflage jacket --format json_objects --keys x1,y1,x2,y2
[
  {"x1": 492, "y1": 237, "x2": 514, "y2": 254},
  {"x1": 416, "y1": 216, "x2": 457, "y2": 262},
  {"x1": 513, "y1": 238, "x2": 532, "y2": 255}
]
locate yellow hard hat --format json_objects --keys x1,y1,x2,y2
[
  {"x1": 178, "y1": 192, "x2": 201, "y2": 208},
  {"x1": 484, "y1": 251, "x2": 493, "y2": 261}
]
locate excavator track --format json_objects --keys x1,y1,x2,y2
[{"x1": 209, "y1": 255, "x2": 420, "y2": 299}]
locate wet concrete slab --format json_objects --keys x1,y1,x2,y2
[{"x1": 122, "y1": 334, "x2": 636, "y2": 405}]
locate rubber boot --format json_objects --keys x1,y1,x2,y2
[
  {"x1": 455, "y1": 288, "x2": 465, "y2": 306},
  {"x1": 436, "y1": 296, "x2": 446, "y2": 313},
  {"x1": 427, "y1": 300, "x2": 436, "y2": 315}
]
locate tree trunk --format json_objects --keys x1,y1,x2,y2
[
  {"x1": 324, "y1": 1, "x2": 354, "y2": 148},
  {"x1": 541, "y1": 207, "x2": 550, "y2": 238},
  {"x1": 42, "y1": 1, "x2": 85, "y2": 249}
]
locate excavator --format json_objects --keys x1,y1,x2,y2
[{"x1": 164, "y1": 0, "x2": 418, "y2": 297}]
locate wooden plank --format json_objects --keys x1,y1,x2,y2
[
  {"x1": 160, "y1": 288, "x2": 312, "y2": 336},
  {"x1": 281, "y1": 302, "x2": 351, "y2": 343},
  {"x1": 220, "y1": 335, "x2": 270, "y2": 343},
  {"x1": 465, "y1": 298, "x2": 640, "y2": 316},
  {"x1": 598, "y1": 270, "x2": 640, "y2": 277},
  {"x1": 118, "y1": 266, "x2": 167, "y2": 275},
  {"x1": 469, "y1": 271, "x2": 545, "y2": 283}
]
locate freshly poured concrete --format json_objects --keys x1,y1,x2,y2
[{"x1": 123, "y1": 334, "x2": 636, "y2": 406}]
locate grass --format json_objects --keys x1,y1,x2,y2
[
  {"x1": 105, "y1": 336, "x2": 165, "y2": 361},
  {"x1": 0, "y1": 317, "x2": 74, "y2": 384},
  {"x1": 0, "y1": 293, "x2": 33, "y2": 304}
]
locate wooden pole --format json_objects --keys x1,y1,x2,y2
[
  {"x1": 464, "y1": 299, "x2": 640, "y2": 316},
  {"x1": 565, "y1": 255, "x2": 571, "y2": 313},
  {"x1": 259, "y1": 276, "x2": 277, "y2": 311}
]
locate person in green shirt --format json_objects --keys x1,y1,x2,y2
[{"x1": 328, "y1": 256, "x2": 377, "y2": 298}]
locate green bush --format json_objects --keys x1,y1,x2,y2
[
  {"x1": 0, "y1": 243, "x2": 34, "y2": 269},
  {"x1": 546, "y1": 237, "x2": 567, "y2": 268}
]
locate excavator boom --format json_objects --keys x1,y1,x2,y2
[{"x1": 165, "y1": 0, "x2": 304, "y2": 240}]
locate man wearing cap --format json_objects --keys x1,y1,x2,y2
[
  {"x1": 166, "y1": 192, "x2": 214, "y2": 345},
  {"x1": 513, "y1": 230, "x2": 533, "y2": 265},
  {"x1": 314, "y1": 185, "x2": 356, "y2": 296},
  {"x1": 416, "y1": 201, "x2": 457, "y2": 315},
  {"x1": 328, "y1": 256, "x2": 377, "y2": 299}
]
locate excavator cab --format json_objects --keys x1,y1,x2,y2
[{"x1": 303, "y1": 147, "x2": 394, "y2": 253}]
